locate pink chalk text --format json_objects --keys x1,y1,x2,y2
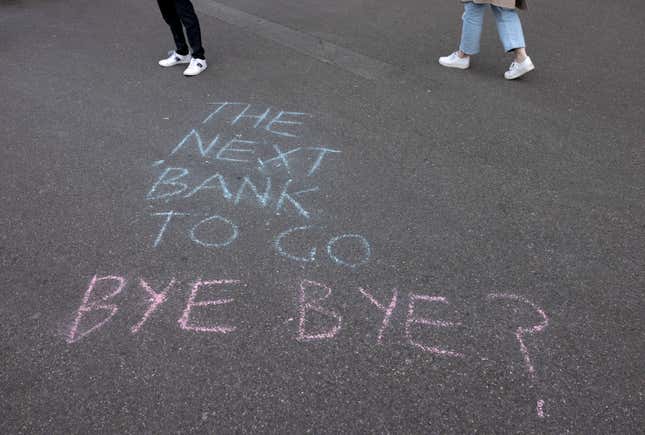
[
  {"x1": 131, "y1": 278, "x2": 177, "y2": 334},
  {"x1": 178, "y1": 280, "x2": 241, "y2": 333},
  {"x1": 297, "y1": 279, "x2": 343, "y2": 341},
  {"x1": 67, "y1": 275, "x2": 126, "y2": 343}
]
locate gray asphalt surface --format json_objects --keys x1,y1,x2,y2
[{"x1": 1, "y1": 0, "x2": 643, "y2": 433}]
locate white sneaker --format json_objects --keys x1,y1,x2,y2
[
  {"x1": 504, "y1": 56, "x2": 535, "y2": 80},
  {"x1": 158, "y1": 51, "x2": 191, "y2": 67},
  {"x1": 183, "y1": 58, "x2": 207, "y2": 76},
  {"x1": 438, "y1": 51, "x2": 470, "y2": 70}
]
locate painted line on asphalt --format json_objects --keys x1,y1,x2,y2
[{"x1": 192, "y1": 0, "x2": 398, "y2": 81}]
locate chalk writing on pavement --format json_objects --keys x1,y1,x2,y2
[
  {"x1": 145, "y1": 102, "x2": 370, "y2": 269},
  {"x1": 65, "y1": 101, "x2": 551, "y2": 418}
]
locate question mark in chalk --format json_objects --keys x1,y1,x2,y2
[{"x1": 487, "y1": 293, "x2": 549, "y2": 418}]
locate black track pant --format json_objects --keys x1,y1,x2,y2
[{"x1": 157, "y1": 0, "x2": 205, "y2": 59}]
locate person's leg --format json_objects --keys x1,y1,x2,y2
[
  {"x1": 490, "y1": 6, "x2": 526, "y2": 59},
  {"x1": 459, "y1": 2, "x2": 487, "y2": 56},
  {"x1": 174, "y1": 0, "x2": 205, "y2": 59},
  {"x1": 491, "y1": 6, "x2": 534, "y2": 79},
  {"x1": 439, "y1": 2, "x2": 484, "y2": 69},
  {"x1": 157, "y1": 0, "x2": 189, "y2": 56}
]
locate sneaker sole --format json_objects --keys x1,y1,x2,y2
[
  {"x1": 505, "y1": 64, "x2": 535, "y2": 80},
  {"x1": 183, "y1": 67, "x2": 207, "y2": 77},
  {"x1": 159, "y1": 61, "x2": 190, "y2": 67},
  {"x1": 438, "y1": 60, "x2": 470, "y2": 70}
]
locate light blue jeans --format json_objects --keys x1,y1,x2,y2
[{"x1": 459, "y1": 2, "x2": 526, "y2": 55}]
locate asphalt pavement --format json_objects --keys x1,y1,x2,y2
[{"x1": 1, "y1": 0, "x2": 643, "y2": 433}]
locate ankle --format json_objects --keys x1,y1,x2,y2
[
  {"x1": 514, "y1": 49, "x2": 528, "y2": 63},
  {"x1": 457, "y1": 50, "x2": 469, "y2": 59}
]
